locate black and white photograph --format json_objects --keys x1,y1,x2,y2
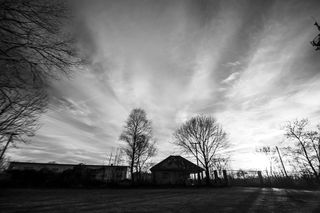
[{"x1": 1, "y1": 0, "x2": 320, "y2": 212}]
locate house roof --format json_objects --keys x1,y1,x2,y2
[{"x1": 150, "y1": 155, "x2": 204, "y2": 173}]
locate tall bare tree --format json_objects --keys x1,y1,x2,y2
[
  {"x1": 283, "y1": 119, "x2": 320, "y2": 179},
  {"x1": 135, "y1": 135, "x2": 156, "y2": 174},
  {"x1": 174, "y1": 115, "x2": 228, "y2": 185},
  {"x1": 119, "y1": 108, "x2": 156, "y2": 183},
  {"x1": 0, "y1": 0, "x2": 81, "y2": 159}
]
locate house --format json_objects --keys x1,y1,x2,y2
[
  {"x1": 8, "y1": 162, "x2": 128, "y2": 183},
  {"x1": 150, "y1": 155, "x2": 204, "y2": 185}
]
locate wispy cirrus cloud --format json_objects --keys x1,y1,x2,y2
[{"x1": 7, "y1": 0, "x2": 320, "y2": 169}]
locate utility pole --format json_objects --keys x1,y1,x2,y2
[
  {"x1": 191, "y1": 142, "x2": 200, "y2": 182},
  {"x1": 276, "y1": 146, "x2": 288, "y2": 178}
]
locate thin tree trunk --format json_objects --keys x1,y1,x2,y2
[
  {"x1": 131, "y1": 133, "x2": 137, "y2": 185},
  {"x1": 130, "y1": 155, "x2": 135, "y2": 184},
  {"x1": 318, "y1": 138, "x2": 320, "y2": 175},
  {"x1": 0, "y1": 134, "x2": 13, "y2": 160},
  {"x1": 310, "y1": 139, "x2": 320, "y2": 170},
  {"x1": 301, "y1": 144, "x2": 318, "y2": 178},
  {"x1": 293, "y1": 133, "x2": 319, "y2": 178},
  {"x1": 205, "y1": 164, "x2": 210, "y2": 185}
]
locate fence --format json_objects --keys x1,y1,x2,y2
[
  {"x1": 225, "y1": 170, "x2": 263, "y2": 187},
  {"x1": 211, "y1": 170, "x2": 263, "y2": 187},
  {"x1": 211, "y1": 170, "x2": 319, "y2": 188}
]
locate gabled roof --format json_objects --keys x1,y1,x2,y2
[{"x1": 150, "y1": 155, "x2": 204, "y2": 173}]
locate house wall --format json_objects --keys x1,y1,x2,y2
[
  {"x1": 95, "y1": 167, "x2": 127, "y2": 182},
  {"x1": 153, "y1": 171, "x2": 190, "y2": 185},
  {"x1": 132, "y1": 172, "x2": 152, "y2": 182}
]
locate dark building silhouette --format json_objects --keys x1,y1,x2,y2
[
  {"x1": 150, "y1": 155, "x2": 204, "y2": 185},
  {"x1": 8, "y1": 161, "x2": 128, "y2": 183}
]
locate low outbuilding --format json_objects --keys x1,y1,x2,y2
[{"x1": 8, "y1": 162, "x2": 128, "y2": 183}]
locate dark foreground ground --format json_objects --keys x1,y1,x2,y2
[{"x1": 0, "y1": 187, "x2": 320, "y2": 213}]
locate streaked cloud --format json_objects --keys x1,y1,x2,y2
[
  {"x1": 7, "y1": 0, "x2": 320, "y2": 170},
  {"x1": 222, "y1": 72, "x2": 240, "y2": 84}
]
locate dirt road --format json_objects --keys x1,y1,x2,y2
[{"x1": 0, "y1": 187, "x2": 319, "y2": 212}]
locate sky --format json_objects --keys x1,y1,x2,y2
[{"x1": 7, "y1": 0, "x2": 320, "y2": 170}]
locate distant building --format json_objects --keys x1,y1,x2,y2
[
  {"x1": 150, "y1": 155, "x2": 204, "y2": 185},
  {"x1": 8, "y1": 162, "x2": 128, "y2": 182},
  {"x1": 132, "y1": 171, "x2": 152, "y2": 183}
]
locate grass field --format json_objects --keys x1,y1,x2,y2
[{"x1": 1, "y1": 187, "x2": 320, "y2": 212}]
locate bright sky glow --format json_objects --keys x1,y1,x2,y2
[{"x1": 8, "y1": 0, "x2": 320, "y2": 170}]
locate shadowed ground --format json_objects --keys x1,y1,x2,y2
[{"x1": 0, "y1": 187, "x2": 320, "y2": 212}]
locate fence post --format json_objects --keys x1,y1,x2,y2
[
  {"x1": 257, "y1": 171, "x2": 263, "y2": 186},
  {"x1": 222, "y1": 170, "x2": 228, "y2": 185}
]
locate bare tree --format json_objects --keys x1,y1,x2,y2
[
  {"x1": 0, "y1": 0, "x2": 81, "y2": 159},
  {"x1": 211, "y1": 156, "x2": 230, "y2": 173},
  {"x1": 0, "y1": 83, "x2": 47, "y2": 160},
  {"x1": 0, "y1": 0, "x2": 80, "y2": 79},
  {"x1": 106, "y1": 148, "x2": 124, "y2": 166},
  {"x1": 119, "y1": 108, "x2": 156, "y2": 183},
  {"x1": 283, "y1": 119, "x2": 320, "y2": 179},
  {"x1": 135, "y1": 135, "x2": 156, "y2": 174},
  {"x1": 174, "y1": 115, "x2": 228, "y2": 185}
]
